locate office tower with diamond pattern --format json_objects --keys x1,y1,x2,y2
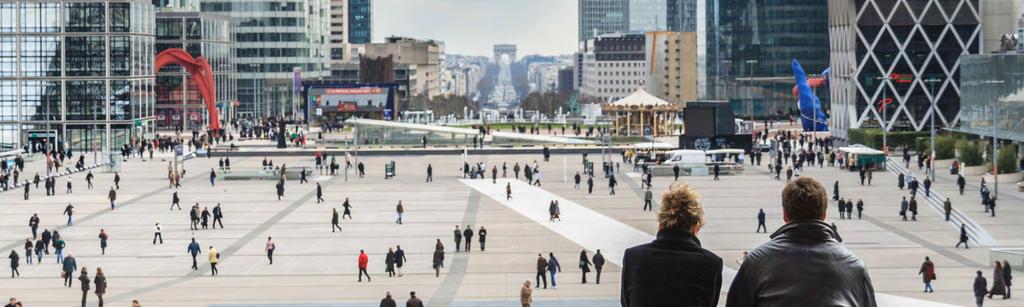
[{"x1": 827, "y1": 0, "x2": 981, "y2": 138}]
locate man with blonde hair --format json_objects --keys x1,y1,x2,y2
[
  {"x1": 621, "y1": 182, "x2": 722, "y2": 306},
  {"x1": 726, "y1": 177, "x2": 876, "y2": 307}
]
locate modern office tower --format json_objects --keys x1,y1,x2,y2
[
  {"x1": 828, "y1": 0, "x2": 983, "y2": 137},
  {"x1": 348, "y1": 0, "x2": 371, "y2": 44},
  {"x1": 329, "y1": 0, "x2": 348, "y2": 64},
  {"x1": 645, "y1": 31, "x2": 697, "y2": 104},
  {"x1": 629, "y1": 0, "x2": 666, "y2": 32},
  {"x1": 580, "y1": 33, "x2": 647, "y2": 101},
  {"x1": 666, "y1": 0, "x2": 696, "y2": 32},
  {"x1": 579, "y1": 0, "x2": 630, "y2": 42},
  {"x1": 200, "y1": 0, "x2": 331, "y2": 118},
  {"x1": 154, "y1": 10, "x2": 236, "y2": 130},
  {"x1": 701, "y1": 0, "x2": 830, "y2": 118},
  {"x1": 0, "y1": 0, "x2": 157, "y2": 152}
]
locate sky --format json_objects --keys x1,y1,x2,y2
[{"x1": 373, "y1": 0, "x2": 578, "y2": 59}]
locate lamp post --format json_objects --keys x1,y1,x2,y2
[
  {"x1": 874, "y1": 76, "x2": 893, "y2": 154},
  {"x1": 923, "y1": 77, "x2": 941, "y2": 182},
  {"x1": 981, "y1": 79, "x2": 1005, "y2": 197}
]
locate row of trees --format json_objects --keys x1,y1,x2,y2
[{"x1": 403, "y1": 94, "x2": 478, "y2": 117}]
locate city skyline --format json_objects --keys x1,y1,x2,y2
[{"x1": 373, "y1": 0, "x2": 578, "y2": 58}]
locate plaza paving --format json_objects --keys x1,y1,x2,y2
[{"x1": 0, "y1": 149, "x2": 1020, "y2": 306}]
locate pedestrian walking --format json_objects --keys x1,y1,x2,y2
[
  {"x1": 64, "y1": 204, "x2": 74, "y2": 226},
  {"x1": 187, "y1": 238, "x2": 201, "y2": 270},
  {"x1": 426, "y1": 164, "x2": 433, "y2": 182},
  {"x1": 62, "y1": 252, "x2": 77, "y2": 287},
  {"x1": 547, "y1": 252, "x2": 561, "y2": 288},
  {"x1": 394, "y1": 246, "x2": 406, "y2": 277},
  {"x1": 574, "y1": 172, "x2": 580, "y2": 190},
  {"x1": 34, "y1": 238, "x2": 44, "y2": 264},
  {"x1": 332, "y1": 208, "x2": 342, "y2": 232},
  {"x1": 107, "y1": 187, "x2": 117, "y2": 210},
  {"x1": 478, "y1": 226, "x2": 487, "y2": 251},
  {"x1": 856, "y1": 199, "x2": 864, "y2": 219},
  {"x1": 265, "y1": 237, "x2": 275, "y2": 265},
  {"x1": 358, "y1": 250, "x2": 370, "y2": 282},
  {"x1": 98, "y1": 229, "x2": 108, "y2": 255},
  {"x1": 379, "y1": 292, "x2": 397, "y2": 307},
  {"x1": 608, "y1": 174, "x2": 617, "y2": 195},
  {"x1": 94, "y1": 268, "x2": 106, "y2": 307},
  {"x1": 200, "y1": 207, "x2": 210, "y2": 229},
  {"x1": 923, "y1": 177, "x2": 932, "y2": 197},
  {"x1": 592, "y1": 250, "x2": 605, "y2": 284},
  {"x1": 208, "y1": 246, "x2": 219, "y2": 276},
  {"x1": 898, "y1": 173, "x2": 905, "y2": 190},
  {"x1": 385, "y1": 248, "x2": 395, "y2": 277},
  {"x1": 463, "y1": 226, "x2": 474, "y2": 252},
  {"x1": 957, "y1": 174, "x2": 966, "y2": 195},
  {"x1": 212, "y1": 203, "x2": 224, "y2": 228},
  {"x1": 406, "y1": 292, "x2": 424, "y2": 307},
  {"x1": 957, "y1": 224, "x2": 971, "y2": 249},
  {"x1": 78, "y1": 267, "x2": 90, "y2": 307},
  {"x1": 28, "y1": 214, "x2": 39, "y2": 240},
  {"x1": 432, "y1": 246, "x2": 444, "y2": 277},
  {"x1": 276, "y1": 179, "x2": 285, "y2": 200},
  {"x1": 713, "y1": 164, "x2": 720, "y2": 180},
  {"x1": 316, "y1": 183, "x2": 324, "y2": 203},
  {"x1": 579, "y1": 250, "x2": 592, "y2": 284},
  {"x1": 833, "y1": 181, "x2": 840, "y2": 200},
  {"x1": 342, "y1": 198, "x2": 353, "y2": 218},
  {"x1": 22, "y1": 239, "x2": 31, "y2": 265},
  {"x1": 643, "y1": 187, "x2": 653, "y2": 211},
  {"x1": 919, "y1": 257, "x2": 937, "y2": 293},
  {"x1": 453, "y1": 225, "x2": 462, "y2": 252},
  {"x1": 943, "y1": 198, "x2": 952, "y2": 221},
  {"x1": 209, "y1": 168, "x2": 216, "y2": 186},
  {"x1": 113, "y1": 172, "x2": 120, "y2": 189},
  {"x1": 990, "y1": 261, "x2": 1008, "y2": 299},
  {"x1": 1003, "y1": 260, "x2": 1012, "y2": 298},
  {"x1": 756, "y1": 209, "x2": 767, "y2": 233},
  {"x1": 535, "y1": 254, "x2": 548, "y2": 288},
  {"x1": 506, "y1": 183, "x2": 512, "y2": 200},
  {"x1": 153, "y1": 222, "x2": 163, "y2": 244},
  {"x1": 909, "y1": 197, "x2": 919, "y2": 221},
  {"x1": 8, "y1": 250, "x2": 19, "y2": 278},
  {"x1": 900, "y1": 197, "x2": 909, "y2": 221},
  {"x1": 974, "y1": 270, "x2": 988, "y2": 307},
  {"x1": 520, "y1": 281, "x2": 533, "y2": 307},
  {"x1": 395, "y1": 201, "x2": 404, "y2": 224},
  {"x1": 171, "y1": 191, "x2": 182, "y2": 210}
]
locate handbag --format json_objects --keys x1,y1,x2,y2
[{"x1": 61, "y1": 271, "x2": 67, "y2": 279}]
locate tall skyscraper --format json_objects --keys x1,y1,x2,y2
[
  {"x1": 667, "y1": 0, "x2": 696, "y2": 32},
  {"x1": 348, "y1": 0, "x2": 372, "y2": 44},
  {"x1": 200, "y1": 0, "x2": 331, "y2": 117},
  {"x1": 629, "y1": 0, "x2": 666, "y2": 32},
  {"x1": 1, "y1": 0, "x2": 157, "y2": 152},
  {"x1": 579, "y1": 0, "x2": 630, "y2": 42},
  {"x1": 701, "y1": 0, "x2": 830, "y2": 118},
  {"x1": 329, "y1": 0, "x2": 349, "y2": 63}
]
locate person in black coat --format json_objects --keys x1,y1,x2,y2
[
  {"x1": 579, "y1": 250, "x2": 591, "y2": 284},
  {"x1": 592, "y1": 250, "x2": 605, "y2": 284},
  {"x1": 621, "y1": 182, "x2": 722, "y2": 307},
  {"x1": 379, "y1": 291, "x2": 397, "y2": 307},
  {"x1": 974, "y1": 270, "x2": 988, "y2": 307},
  {"x1": 726, "y1": 178, "x2": 875, "y2": 307}
]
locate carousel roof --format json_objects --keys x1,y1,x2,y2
[{"x1": 608, "y1": 87, "x2": 671, "y2": 106}]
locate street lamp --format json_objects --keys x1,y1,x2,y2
[
  {"x1": 923, "y1": 77, "x2": 941, "y2": 182},
  {"x1": 874, "y1": 76, "x2": 893, "y2": 154},
  {"x1": 980, "y1": 79, "x2": 1005, "y2": 197}
]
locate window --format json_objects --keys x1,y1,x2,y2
[
  {"x1": 65, "y1": 36, "x2": 106, "y2": 77},
  {"x1": 20, "y1": 36, "x2": 62, "y2": 77},
  {"x1": 109, "y1": 2, "x2": 130, "y2": 32},
  {"x1": 21, "y1": 2, "x2": 61, "y2": 33},
  {"x1": 65, "y1": 2, "x2": 105, "y2": 32}
]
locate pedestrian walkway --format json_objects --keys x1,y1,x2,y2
[
  {"x1": 463, "y1": 178, "x2": 958, "y2": 307},
  {"x1": 885, "y1": 158, "x2": 998, "y2": 246}
]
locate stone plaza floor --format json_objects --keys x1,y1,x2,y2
[{"x1": 0, "y1": 149, "x2": 1020, "y2": 306}]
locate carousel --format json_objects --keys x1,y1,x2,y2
[{"x1": 601, "y1": 88, "x2": 683, "y2": 136}]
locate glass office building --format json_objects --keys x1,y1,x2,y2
[
  {"x1": 348, "y1": 0, "x2": 370, "y2": 44},
  {"x1": 0, "y1": 0, "x2": 156, "y2": 152},
  {"x1": 200, "y1": 0, "x2": 331, "y2": 118},
  {"x1": 701, "y1": 0, "x2": 830, "y2": 117},
  {"x1": 154, "y1": 11, "x2": 235, "y2": 130},
  {"x1": 958, "y1": 54, "x2": 1024, "y2": 142}
]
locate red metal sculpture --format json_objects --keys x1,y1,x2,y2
[{"x1": 155, "y1": 49, "x2": 220, "y2": 132}]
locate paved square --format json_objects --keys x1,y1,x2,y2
[{"x1": 0, "y1": 149, "x2": 1020, "y2": 306}]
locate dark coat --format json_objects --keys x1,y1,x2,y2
[
  {"x1": 725, "y1": 220, "x2": 876, "y2": 307},
  {"x1": 405, "y1": 297, "x2": 424, "y2": 307},
  {"x1": 621, "y1": 228, "x2": 722, "y2": 307},
  {"x1": 94, "y1": 274, "x2": 107, "y2": 294},
  {"x1": 974, "y1": 276, "x2": 988, "y2": 297},
  {"x1": 432, "y1": 249, "x2": 444, "y2": 269},
  {"x1": 379, "y1": 297, "x2": 397, "y2": 307},
  {"x1": 79, "y1": 272, "x2": 90, "y2": 291}
]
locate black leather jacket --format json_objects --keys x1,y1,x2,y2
[{"x1": 726, "y1": 220, "x2": 877, "y2": 307}]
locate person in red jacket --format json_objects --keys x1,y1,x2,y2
[{"x1": 358, "y1": 250, "x2": 371, "y2": 282}]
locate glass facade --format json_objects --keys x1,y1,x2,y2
[
  {"x1": 200, "y1": 0, "x2": 331, "y2": 118},
  {"x1": 154, "y1": 11, "x2": 235, "y2": 130},
  {"x1": 0, "y1": 0, "x2": 156, "y2": 152},
  {"x1": 347, "y1": 0, "x2": 370, "y2": 44},
  {"x1": 702, "y1": 0, "x2": 830, "y2": 117},
  {"x1": 667, "y1": 0, "x2": 696, "y2": 32},
  {"x1": 958, "y1": 54, "x2": 1024, "y2": 142},
  {"x1": 579, "y1": 0, "x2": 630, "y2": 43}
]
